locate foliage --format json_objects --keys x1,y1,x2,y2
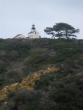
[
  {"x1": 44, "y1": 22, "x2": 79, "y2": 39},
  {"x1": 0, "y1": 38, "x2": 83, "y2": 110}
]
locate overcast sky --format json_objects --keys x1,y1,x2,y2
[{"x1": 0, "y1": 0, "x2": 83, "y2": 38}]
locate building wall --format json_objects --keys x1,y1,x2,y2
[{"x1": 28, "y1": 32, "x2": 41, "y2": 39}]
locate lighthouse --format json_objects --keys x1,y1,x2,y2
[{"x1": 28, "y1": 25, "x2": 41, "y2": 39}]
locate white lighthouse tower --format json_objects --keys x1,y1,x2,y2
[{"x1": 28, "y1": 25, "x2": 41, "y2": 39}]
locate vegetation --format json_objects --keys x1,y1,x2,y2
[
  {"x1": 0, "y1": 38, "x2": 83, "y2": 110},
  {"x1": 44, "y1": 23, "x2": 79, "y2": 39}
]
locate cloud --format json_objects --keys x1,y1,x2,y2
[{"x1": 0, "y1": 0, "x2": 83, "y2": 38}]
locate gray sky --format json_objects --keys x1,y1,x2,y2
[{"x1": 0, "y1": 0, "x2": 83, "y2": 38}]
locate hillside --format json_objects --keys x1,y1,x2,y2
[{"x1": 0, "y1": 38, "x2": 83, "y2": 110}]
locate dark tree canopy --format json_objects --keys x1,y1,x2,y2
[
  {"x1": 44, "y1": 22, "x2": 79, "y2": 39},
  {"x1": 44, "y1": 27, "x2": 55, "y2": 38}
]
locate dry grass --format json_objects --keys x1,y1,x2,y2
[{"x1": 0, "y1": 66, "x2": 60, "y2": 102}]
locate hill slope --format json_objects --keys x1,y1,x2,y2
[{"x1": 0, "y1": 38, "x2": 83, "y2": 110}]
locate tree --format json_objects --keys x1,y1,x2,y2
[
  {"x1": 53, "y1": 23, "x2": 79, "y2": 39},
  {"x1": 44, "y1": 23, "x2": 79, "y2": 39},
  {"x1": 44, "y1": 27, "x2": 56, "y2": 38}
]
